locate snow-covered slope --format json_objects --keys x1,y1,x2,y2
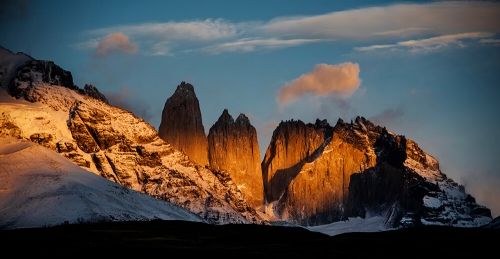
[
  {"x1": 0, "y1": 137, "x2": 203, "y2": 230},
  {"x1": 307, "y1": 216, "x2": 388, "y2": 236}
]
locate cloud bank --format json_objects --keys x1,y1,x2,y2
[
  {"x1": 74, "y1": 1, "x2": 500, "y2": 56},
  {"x1": 94, "y1": 32, "x2": 138, "y2": 58},
  {"x1": 278, "y1": 62, "x2": 361, "y2": 105}
]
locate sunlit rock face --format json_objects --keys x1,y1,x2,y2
[
  {"x1": 158, "y1": 82, "x2": 209, "y2": 166},
  {"x1": 262, "y1": 117, "x2": 378, "y2": 225},
  {"x1": 68, "y1": 102, "x2": 264, "y2": 225},
  {"x1": 208, "y1": 109, "x2": 264, "y2": 208},
  {"x1": 263, "y1": 116, "x2": 491, "y2": 228},
  {"x1": 262, "y1": 119, "x2": 326, "y2": 204}
]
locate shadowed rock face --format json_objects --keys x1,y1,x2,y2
[
  {"x1": 208, "y1": 109, "x2": 264, "y2": 208},
  {"x1": 158, "y1": 82, "x2": 209, "y2": 166},
  {"x1": 84, "y1": 84, "x2": 108, "y2": 104},
  {"x1": 9, "y1": 60, "x2": 76, "y2": 99}
]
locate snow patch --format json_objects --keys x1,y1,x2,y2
[{"x1": 307, "y1": 216, "x2": 389, "y2": 236}]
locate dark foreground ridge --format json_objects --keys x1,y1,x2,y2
[{"x1": 0, "y1": 220, "x2": 497, "y2": 257}]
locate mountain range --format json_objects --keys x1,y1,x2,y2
[{"x1": 0, "y1": 46, "x2": 494, "y2": 233}]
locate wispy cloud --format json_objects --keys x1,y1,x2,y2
[
  {"x1": 369, "y1": 107, "x2": 405, "y2": 127},
  {"x1": 105, "y1": 86, "x2": 153, "y2": 122},
  {"x1": 397, "y1": 32, "x2": 495, "y2": 52},
  {"x1": 262, "y1": 2, "x2": 500, "y2": 40},
  {"x1": 87, "y1": 19, "x2": 246, "y2": 56},
  {"x1": 354, "y1": 44, "x2": 396, "y2": 52},
  {"x1": 198, "y1": 38, "x2": 325, "y2": 54},
  {"x1": 72, "y1": 38, "x2": 99, "y2": 50},
  {"x1": 277, "y1": 62, "x2": 361, "y2": 106},
  {"x1": 479, "y1": 38, "x2": 500, "y2": 46},
  {"x1": 73, "y1": 1, "x2": 500, "y2": 56},
  {"x1": 356, "y1": 32, "x2": 496, "y2": 53},
  {"x1": 89, "y1": 19, "x2": 243, "y2": 41},
  {"x1": 93, "y1": 32, "x2": 138, "y2": 58}
]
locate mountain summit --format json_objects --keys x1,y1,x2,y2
[
  {"x1": 158, "y1": 82, "x2": 209, "y2": 166},
  {"x1": 208, "y1": 109, "x2": 264, "y2": 208}
]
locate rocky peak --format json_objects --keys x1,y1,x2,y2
[
  {"x1": 217, "y1": 109, "x2": 234, "y2": 125},
  {"x1": 158, "y1": 81, "x2": 209, "y2": 166},
  {"x1": 314, "y1": 118, "x2": 329, "y2": 128},
  {"x1": 208, "y1": 109, "x2": 263, "y2": 208},
  {"x1": 176, "y1": 81, "x2": 195, "y2": 94},
  {"x1": 83, "y1": 84, "x2": 108, "y2": 104},
  {"x1": 9, "y1": 59, "x2": 76, "y2": 98},
  {"x1": 235, "y1": 113, "x2": 251, "y2": 127}
]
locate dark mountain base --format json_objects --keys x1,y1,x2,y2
[{"x1": 1, "y1": 220, "x2": 497, "y2": 257}]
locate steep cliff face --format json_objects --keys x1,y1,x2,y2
[
  {"x1": 263, "y1": 116, "x2": 491, "y2": 227},
  {"x1": 208, "y1": 109, "x2": 264, "y2": 208},
  {"x1": 264, "y1": 117, "x2": 378, "y2": 225},
  {"x1": 158, "y1": 82, "x2": 209, "y2": 166},
  {"x1": 262, "y1": 119, "x2": 328, "y2": 204},
  {"x1": 1, "y1": 52, "x2": 265, "y2": 225}
]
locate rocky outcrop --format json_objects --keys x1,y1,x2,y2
[
  {"x1": 263, "y1": 117, "x2": 378, "y2": 225},
  {"x1": 345, "y1": 126, "x2": 492, "y2": 228},
  {"x1": 5, "y1": 56, "x2": 109, "y2": 106},
  {"x1": 158, "y1": 82, "x2": 209, "y2": 166},
  {"x1": 83, "y1": 84, "x2": 108, "y2": 104},
  {"x1": 262, "y1": 119, "x2": 328, "y2": 204},
  {"x1": 65, "y1": 101, "x2": 264, "y2": 224},
  {"x1": 9, "y1": 59, "x2": 76, "y2": 98},
  {"x1": 208, "y1": 109, "x2": 264, "y2": 208},
  {"x1": 263, "y1": 116, "x2": 491, "y2": 227}
]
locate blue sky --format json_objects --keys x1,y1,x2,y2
[{"x1": 1, "y1": 0, "x2": 499, "y2": 217}]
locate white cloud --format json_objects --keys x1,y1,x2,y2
[
  {"x1": 200, "y1": 38, "x2": 325, "y2": 54},
  {"x1": 89, "y1": 19, "x2": 244, "y2": 42},
  {"x1": 278, "y1": 62, "x2": 361, "y2": 105},
  {"x1": 354, "y1": 44, "x2": 396, "y2": 52},
  {"x1": 479, "y1": 38, "x2": 500, "y2": 46},
  {"x1": 72, "y1": 39, "x2": 99, "y2": 50},
  {"x1": 262, "y1": 2, "x2": 500, "y2": 40},
  {"x1": 74, "y1": 1, "x2": 500, "y2": 56},
  {"x1": 356, "y1": 32, "x2": 495, "y2": 53}
]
